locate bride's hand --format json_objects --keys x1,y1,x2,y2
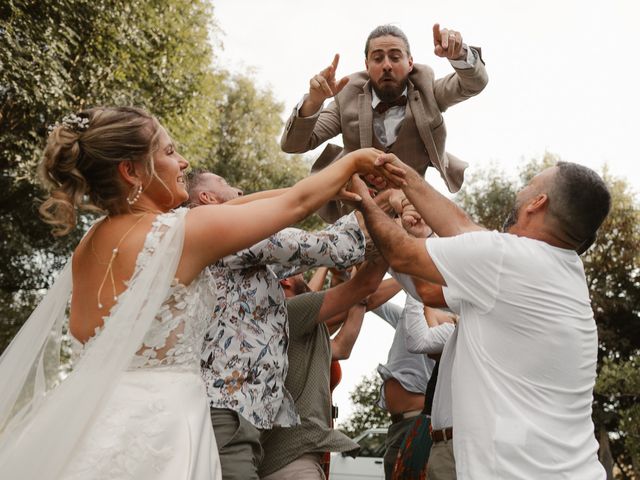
[{"x1": 347, "y1": 148, "x2": 386, "y2": 176}]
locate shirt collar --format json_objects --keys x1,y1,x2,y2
[{"x1": 371, "y1": 86, "x2": 408, "y2": 109}]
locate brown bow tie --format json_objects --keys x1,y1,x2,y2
[{"x1": 374, "y1": 96, "x2": 408, "y2": 114}]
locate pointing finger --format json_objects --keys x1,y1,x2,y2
[
  {"x1": 432, "y1": 23, "x2": 441, "y2": 47},
  {"x1": 331, "y1": 53, "x2": 340, "y2": 71},
  {"x1": 319, "y1": 64, "x2": 333, "y2": 80}
]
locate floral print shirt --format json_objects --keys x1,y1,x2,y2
[{"x1": 201, "y1": 213, "x2": 365, "y2": 429}]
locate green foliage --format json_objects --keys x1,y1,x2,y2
[
  {"x1": 0, "y1": 0, "x2": 312, "y2": 352},
  {"x1": 597, "y1": 356, "x2": 640, "y2": 475},
  {"x1": 455, "y1": 163, "x2": 517, "y2": 231},
  {"x1": 588, "y1": 172, "x2": 640, "y2": 477},
  {"x1": 199, "y1": 73, "x2": 306, "y2": 193},
  {"x1": 341, "y1": 372, "x2": 389, "y2": 437},
  {"x1": 0, "y1": 0, "x2": 220, "y2": 351},
  {"x1": 193, "y1": 71, "x2": 323, "y2": 231}
]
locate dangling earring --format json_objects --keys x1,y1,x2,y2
[{"x1": 126, "y1": 183, "x2": 142, "y2": 205}]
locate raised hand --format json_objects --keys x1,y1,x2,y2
[
  {"x1": 401, "y1": 203, "x2": 433, "y2": 238},
  {"x1": 371, "y1": 188, "x2": 400, "y2": 216},
  {"x1": 432, "y1": 23, "x2": 466, "y2": 60},
  {"x1": 388, "y1": 189, "x2": 407, "y2": 215},
  {"x1": 308, "y1": 54, "x2": 350, "y2": 106}
]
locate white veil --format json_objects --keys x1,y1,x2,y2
[{"x1": 0, "y1": 210, "x2": 186, "y2": 478}]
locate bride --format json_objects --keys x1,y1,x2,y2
[{"x1": 0, "y1": 106, "x2": 388, "y2": 479}]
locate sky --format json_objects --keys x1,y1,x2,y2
[{"x1": 211, "y1": 0, "x2": 640, "y2": 425}]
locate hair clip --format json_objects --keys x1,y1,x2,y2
[{"x1": 48, "y1": 113, "x2": 90, "y2": 134}]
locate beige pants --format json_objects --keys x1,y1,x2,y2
[
  {"x1": 260, "y1": 453, "x2": 326, "y2": 480},
  {"x1": 427, "y1": 440, "x2": 457, "y2": 480},
  {"x1": 210, "y1": 408, "x2": 263, "y2": 480}
]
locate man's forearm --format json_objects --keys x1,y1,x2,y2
[
  {"x1": 225, "y1": 188, "x2": 289, "y2": 206},
  {"x1": 402, "y1": 168, "x2": 482, "y2": 237},
  {"x1": 307, "y1": 267, "x2": 329, "y2": 292},
  {"x1": 412, "y1": 277, "x2": 447, "y2": 308},
  {"x1": 317, "y1": 261, "x2": 385, "y2": 322},
  {"x1": 361, "y1": 198, "x2": 418, "y2": 270},
  {"x1": 366, "y1": 278, "x2": 402, "y2": 311},
  {"x1": 360, "y1": 197, "x2": 446, "y2": 285},
  {"x1": 331, "y1": 305, "x2": 366, "y2": 360}
]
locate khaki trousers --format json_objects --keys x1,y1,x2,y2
[
  {"x1": 260, "y1": 453, "x2": 325, "y2": 480},
  {"x1": 210, "y1": 407, "x2": 263, "y2": 480},
  {"x1": 427, "y1": 440, "x2": 457, "y2": 480}
]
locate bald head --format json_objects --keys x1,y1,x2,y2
[{"x1": 186, "y1": 170, "x2": 243, "y2": 206}]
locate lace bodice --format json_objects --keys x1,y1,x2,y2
[{"x1": 72, "y1": 210, "x2": 214, "y2": 373}]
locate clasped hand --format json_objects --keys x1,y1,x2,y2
[{"x1": 339, "y1": 151, "x2": 409, "y2": 203}]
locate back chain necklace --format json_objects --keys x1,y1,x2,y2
[{"x1": 92, "y1": 213, "x2": 149, "y2": 309}]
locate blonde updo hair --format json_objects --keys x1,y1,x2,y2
[{"x1": 39, "y1": 106, "x2": 162, "y2": 236}]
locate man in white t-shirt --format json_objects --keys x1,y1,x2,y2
[{"x1": 350, "y1": 157, "x2": 611, "y2": 479}]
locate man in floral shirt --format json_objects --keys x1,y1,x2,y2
[{"x1": 188, "y1": 171, "x2": 366, "y2": 480}]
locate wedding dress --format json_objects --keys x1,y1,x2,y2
[{"x1": 0, "y1": 209, "x2": 222, "y2": 479}]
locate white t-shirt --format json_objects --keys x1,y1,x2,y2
[{"x1": 427, "y1": 231, "x2": 604, "y2": 480}]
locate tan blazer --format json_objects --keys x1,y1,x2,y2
[{"x1": 281, "y1": 57, "x2": 488, "y2": 221}]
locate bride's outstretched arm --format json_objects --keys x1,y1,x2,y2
[
  {"x1": 224, "y1": 188, "x2": 289, "y2": 205},
  {"x1": 183, "y1": 148, "x2": 386, "y2": 274}
]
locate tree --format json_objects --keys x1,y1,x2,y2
[
  {"x1": 0, "y1": 0, "x2": 312, "y2": 352},
  {"x1": 588, "y1": 172, "x2": 640, "y2": 478},
  {"x1": 340, "y1": 372, "x2": 389, "y2": 437},
  {"x1": 200, "y1": 72, "x2": 309, "y2": 193},
  {"x1": 0, "y1": 0, "x2": 221, "y2": 351},
  {"x1": 193, "y1": 70, "x2": 323, "y2": 231},
  {"x1": 597, "y1": 356, "x2": 640, "y2": 477}
]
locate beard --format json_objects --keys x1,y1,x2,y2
[
  {"x1": 291, "y1": 278, "x2": 311, "y2": 296},
  {"x1": 371, "y1": 76, "x2": 409, "y2": 102}
]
